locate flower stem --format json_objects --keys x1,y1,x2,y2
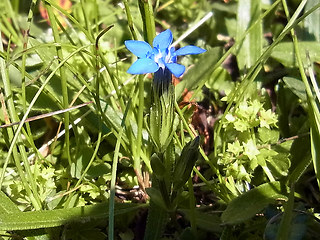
[{"x1": 134, "y1": 75, "x2": 145, "y2": 176}]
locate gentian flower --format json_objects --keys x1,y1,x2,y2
[{"x1": 125, "y1": 29, "x2": 206, "y2": 78}]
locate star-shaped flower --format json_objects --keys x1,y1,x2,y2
[{"x1": 125, "y1": 29, "x2": 206, "y2": 77}]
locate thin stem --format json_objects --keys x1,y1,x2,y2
[
  {"x1": 98, "y1": 51, "x2": 126, "y2": 111},
  {"x1": 80, "y1": 0, "x2": 91, "y2": 37},
  {"x1": 133, "y1": 75, "x2": 145, "y2": 176},
  {"x1": 22, "y1": 0, "x2": 37, "y2": 111},
  {"x1": 123, "y1": 0, "x2": 138, "y2": 40},
  {"x1": 108, "y1": 100, "x2": 131, "y2": 239},
  {"x1": 21, "y1": 0, "x2": 38, "y2": 174},
  {"x1": 45, "y1": 2, "x2": 71, "y2": 166}
]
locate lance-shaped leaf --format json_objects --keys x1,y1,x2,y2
[{"x1": 173, "y1": 136, "x2": 200, "y2": 191}]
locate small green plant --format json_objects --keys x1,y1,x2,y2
[{"x1": 217, "y1": 95, "x2": 288, "y2": 186}]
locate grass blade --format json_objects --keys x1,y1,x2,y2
[
  {"x1": 236, "y1": 0, "x2": 262, "y2": 70},
  {"x1": 0, "y1": 203, "x2": 145, "y2": 231}
]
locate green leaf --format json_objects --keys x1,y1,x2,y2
[
  {"x1": 221, "y1": 181, "x2": 288, "y2": 224},
  {"x1": 271, "y1": 42, "x2": 320, "y2": 67},
  {"x1": 181, "y1": 209, "x2": 222, "y2": 233},
  {"x1": 86, "y1": 163, "x2": 111, "y2": 178},
  {"x1": 236, "y1": 0, "x2": 262, "y2": 70},
  {"x1": 283, "y1": 77, "x2": 307, "y2": 102},
  {"x1": 173, "y1": 137, "x2": 200, "y2": 191},
  {"x1": 304, "y1": 0, "x2": 320, "y2": 41},
  {"x1": 143, "y1": 200, "x2": 168, "y2": 240},
  {"x1": 0, "y1": 190, "x2": 20, "y2": 214},
  {"x1": 288, "y1": 137, "x2": 312, "y2": 184},
  {"x1": 266, "y1": 153, "x2": 291, "y2": 179},
  {"x1": 71, "y1": 145, "x2": 94, "y2": 179},
  {"x1": 258, "y1": 127, "x2": 279, "y2": 144},
  {"x1": 145, "y1": 187, "x2": 167, "y2": 211},
  {"x1": 204, "y1": 66, "x2": 234, "y2": 94},
  {"x1": 150, "y1": 153, "x2": 166, "y2": 178},
  {"x1": 0, "y1": 203, "x2": 144, "y2": 231},
  {"x1": 276, "y1": 80, "x2": 304, "y2": 137}
]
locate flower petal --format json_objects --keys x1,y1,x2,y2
[
  {"x1": 127, "y1": 58, "x2": 159, "y2": 74},
  {"x1": 166, "y1": 63, "x2": 185, "y2": 77},
  {"x1": 174, "y1": 45, "x2": 206, "y2": 56},
  {"x1": 125, "y1": 40, "x2": 152, "y2": 58},
  {"x1": 153, "y1": 29, "x2": 173, "y2": 50}
]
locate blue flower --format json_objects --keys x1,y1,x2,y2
[{"x1": 125, "y1": 29, "x2": 206, "y2": 78}]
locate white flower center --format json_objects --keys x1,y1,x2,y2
[
  {"x1": 165, "y1": 47, "x2": 173, "y2": 63},
  {"x1": 153, "y1": 47, "x2": 174, "y2": 70},
  {"x1": 154, "y1": 48, "x2": 165, "y2": 69},
  {"x1": 154, "y1": 50, "x2": 162, "y2": 64}
]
